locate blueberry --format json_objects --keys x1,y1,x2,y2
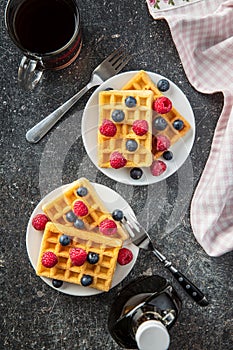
[
  {"x1": 59, "y1": 234, "x2": 71, "y2": 246},
  {"x1": 104, "y1": 87, "x2": 113, "y2": 91},
  {"x1": 66, "y1": 211, "x2": 77, "y2": 222},
  {"x1": 81, "y1": 275, "x2": 93, "y2": 286},
  {"x1": 157, "y1": 79, "x2": 170, "y2": 92},
  {"x1": 112, "y1": 209, "x2": 124, "y2": 221},
  {"x1": 52, "y1": 279, "x2": 63, "y2": 288},
  {"x1": 173, "y1": 119, "x2": 184, "y2": 131},
  {"x1": 112, "y1": 109, "x2": 125, "y2": 122},
  {"x1": 130, "y1": 167, "x2": 143, "y2": 180},
  {"x1": 125, "y1": 96, "x2": 137, "y2": 108},
  {"x1": 74, "y1": 218, "x2": 85, "y2": 229},
  {"x1": 76, "y1": 186, "x2": 88, "y2": 197},
  {"x1": 153, "y1": 116, "x2": 167, "y2": 131},
  {"x1": 163, "y1": 150, "x2": 173, "y2": 161},
  {"x1": 126, "y1": 139, "x2": 138, "y2": 152},
  {"x1": 87, "y1": 252, "x2": 99, "y2": 264}
]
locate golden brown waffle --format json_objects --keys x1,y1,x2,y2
[
  {"x1": 36, "y1": 222, "x2": 122, "y2": 292},
  {"x1": 42, "y1": 177, "x2": 128, "y2": 241},
  {"x1": 98, "y1": 90, "x2": 153, "y2": 168},
  {"x1": 122, "y1": 71, "x2": 191, "y2": 159}
]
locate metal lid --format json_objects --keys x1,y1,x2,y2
[{"x1": 135, "y1": 320, "x2": 170, "y2": 350}]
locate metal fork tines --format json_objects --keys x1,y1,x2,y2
[
  {"x1": 93, "y1": 47, "x2": 130, "y2": 82},
  {"x1": 121, "y1": 213, "x2": 209, "y2": 307},
  {"x1": 122, "y1": 213, "x2": 167, "y2": 262},
  {"x1": 122, "y1": 214, "x2": 153, "y2": 251},
  {"x1": 107, "y1": 47, "x2": 131, "y2": 71},
  {"x1": 26, "y1": 47, "x2": 131, "y2": 143}
]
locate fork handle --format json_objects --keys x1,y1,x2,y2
[
  {"x1": 26, "y1": 81, "x2": 97, "y2": 143},
  {"x1": 168, "y1": 266, "x2": 209, "y2": 306}
]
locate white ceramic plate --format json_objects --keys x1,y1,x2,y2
[
  {"x1": 26, "y1": 183, "x2": 139, "y2": 296},
  {"x1": 82, "y1": 70, "x2": 195, "y2": 185}
]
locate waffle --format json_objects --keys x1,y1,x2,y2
[
  {"x1": 42, "y1": 177, "x2": 128, "y2": 241},
  {"x1": 122, "y1": 70, "x2": 191, "y2": 159},
  {"x1": 98, "y1": 90, "x2": 153, "y2": 168},
  {"x1": 36, "y1": 222, "x2": 122, "y2": 292}
]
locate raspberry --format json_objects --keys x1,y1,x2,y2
[
  {"x1": 132, "y1": 120, "x2": 148, "y2": 136},
  {"x1": 117, "y1": 248, "x2": 133, "y2": 265},
  {"x1": 155, "y1": 135, "x2": 171, "y2": 151},
  {"x1": 99, "y1": 119, "x2": 117, "y2": 137},
  {"x1": 70, "y1": 248, "x2": 87, "y2": 266},
  {"x1": 110, "y1": 151, "x2": 127, "y2": 169},
  {"x1": 32, "y1": 214, "x2": 49, "y2": 230},
  {"x1": 150, "y1": 160, "x2": 167, "y2": 176},
  {"x1": 41, "y1": 251, "x2": 58, "y2": 268},
  {"x1": 99, "y1": 219, "x2": 117, "y2": 236},
  {"x1": 152, "y1": 97, "x2": 172, "y2": 114},
  {"x1": 73, "y1": 200, "x2": 88, "y2": 217}
]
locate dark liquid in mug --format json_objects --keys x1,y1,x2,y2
[{"x1": 14, "y1": 0, "x2": 77, "y2": 54}]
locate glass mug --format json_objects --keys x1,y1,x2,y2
[{"x1": 5, "y1": 0, "x2": 82, "y2": 90}]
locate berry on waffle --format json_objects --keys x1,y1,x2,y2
[
  {"x1": 42, "y1": 177, "x2": 128, "y2": 241},
  {"x1": 122, "y1": 70, "x2": 191, "y2": 159},
  {"x1": 36, "y1": 222, "x2": 122, "y2": 292},
  {"x1": 98, "y1": 90, "x2": 154, "y2": 168}
]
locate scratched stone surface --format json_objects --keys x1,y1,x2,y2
[{"x1": 0, "y1": 0, "x2": 232, "y2": 349}]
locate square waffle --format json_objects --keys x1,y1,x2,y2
[
  {"x1": 122, "y1": 70, "x2": 191, "y2": 159},
  {"x1": 98, "y1": 90, "x2": 153, "y2": 168},
  {"x1": 36, "y1": 222, "x2": 122, "y2": 292},
  {"x1": 42, "y1": 177, "x2": 128, "y2": 241}
]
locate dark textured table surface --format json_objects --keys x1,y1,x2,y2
[{"x1": 1, "y1": 0, "x2": 232, "y2": 349}]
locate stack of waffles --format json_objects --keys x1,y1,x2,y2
[
  {"x1": 97, "y1": 70, "x2": 191, "y2": 168},
  {"x1": 36, "y1": 177, "x2": 128, "y2": 292},
  {"x1": 98, "y1": 90, "x2": 153, "y2": 168}
]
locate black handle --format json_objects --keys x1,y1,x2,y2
[
  {"x1": 151, "y1": 249, "x2": 209, "y2": 306},
  {"x1": 171, "y1": 269, "x2": 209, "y2": 306}
]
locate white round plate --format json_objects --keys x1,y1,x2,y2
[
  {"x1": 82, "y1": 70, "x2": 195, "y2": 185},
  {"x1": 26, "y1": 182, "x2": 139, "y2": 296}
]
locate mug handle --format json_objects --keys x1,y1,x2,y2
[{"x1": 18, "y1": 56, "x2": 43, "y2": 90}]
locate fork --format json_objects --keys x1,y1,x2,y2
[
  {"x1": 122, "y1": 213, "x2": 209, "y2": 307},
  {"x1": 26, "y1": 47, "x2": 130, "y2": 143}
]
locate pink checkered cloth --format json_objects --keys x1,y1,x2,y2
[{"x1": 146, "y1": 0, "x2": 233, "y2": 256}]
